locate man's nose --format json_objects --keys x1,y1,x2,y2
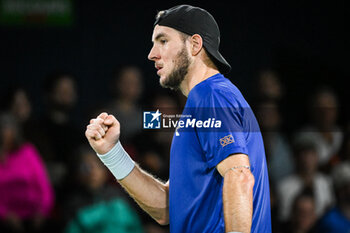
[{"x1": 148, "y1": 45, "x2": 159, "y2": 61}]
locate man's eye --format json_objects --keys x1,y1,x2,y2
[{"x1": 160, "y1": 39, "x2": 167, "y2": 44}]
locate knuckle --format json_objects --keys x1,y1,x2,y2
[{"x1": 85, "y1": 131, "x2": 93, "y2": 138}]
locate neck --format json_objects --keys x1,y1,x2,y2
[{"x1": 179, "y1": 62, "x2": 219, "y2": 97}]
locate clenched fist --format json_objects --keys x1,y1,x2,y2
[{"x1": 85, "y1": 112, "x2": 120, "y2": 154}]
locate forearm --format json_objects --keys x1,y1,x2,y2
[
  {"x1": 86, "y1": 114, "x2": 169, "y2": 225},
  {"x1": 96, "y1": 142, "x2": 169, "y2": 225},
  {"x1": 223, "y1": 168, "x2": 254, "y2": 233},
  {"x1": 119, "y1": 165, "x2": 169, "y2": 225}
]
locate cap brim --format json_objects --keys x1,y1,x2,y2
[{"x1": 205, "y1": 45, "x2": 231, "y2": 74}]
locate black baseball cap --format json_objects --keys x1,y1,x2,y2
[{"x1": 154, "y1": 5, "x2": 231, "y2": 74}]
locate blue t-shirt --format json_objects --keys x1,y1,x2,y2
[
  {"x1": 169, "y1": 73, "x2": 271, "y2": 233},
  {"x1": 317, "y1": 207, "x2": 350, "y2": 233}
]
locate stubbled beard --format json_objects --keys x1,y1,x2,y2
[{"x1": 160, "y1": 46, "x2": 190, "y2": 91}]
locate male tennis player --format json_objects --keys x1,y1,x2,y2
[{"x1": 85, "y1": 5, "x2": 271, "y2": 233}]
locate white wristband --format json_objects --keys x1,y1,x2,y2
[{"x1": 97, "y1": 141, "x2": 135, "y2": 180}]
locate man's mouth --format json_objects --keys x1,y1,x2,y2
[{"x1": 155, "y1": 64, "x2": 163, "y2": 75}]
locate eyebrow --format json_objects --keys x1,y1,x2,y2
[{"x1": 153, "y1": 32, "x2": 167, "y2": 43}]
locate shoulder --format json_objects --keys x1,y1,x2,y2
[
  {"x1": 315, "y1": 173, "x2": 333, "y2": 186},
  {"x1": 188, "y1": 74, "x2": 246, "y2": 108},
  {"x1": 317, "y1": 207, "x2": 345, "y2": 231},
  {"x1": 20, "y1": 142, "x2": 39, "y2": 154},
  {"x1": 18, "y1": 143, "x2": 43, "y2": 162}
]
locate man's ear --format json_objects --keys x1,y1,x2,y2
[{"x1": 190, "y1": 34, "x2": 203, "y2": 56}]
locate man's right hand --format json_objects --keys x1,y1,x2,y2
[{"x1": 85, "y1": 112, "x2": 120, "y2": 154}]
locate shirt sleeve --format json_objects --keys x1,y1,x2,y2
[{"x1": 193, "y1": 90, "x2": 249, "y2": 169}]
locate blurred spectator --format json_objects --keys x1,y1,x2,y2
[
  {"x1": 63, "y1": 145, "x2": 143, "y2": 233},
  {"x1": 254, "y1": 69, "x2": 284, "y2": 102},
  {"x1": 104, "y1": 65, "x2": 144, "y2": 143},
  {"x1": 141, "y1": 150, "x2": 167, "y2": 180},
  {"x1": 281, "y1": 190, "x2": 317, "y2": 233},
  {"x1": 131, "y1": 90, "x2": 179, "y2": 233},
  {"x1": 316, "y1": 162, "x2": 350, "y2": 232},
  {"x1": 135, "y1": 90, "x2": 180, "y2": 181},
  {"x1": 277, "y1": 139, "x2": 334, "y2": 221},
  {"x1": 151, "y1": 91, "x2": 180, "y2": 156},
  {"x1": 295, "y1": 87, "x2": 343, "y2": 169},
  {"x1": 0, "y1": 113, "x2": 54, "y2": 233},
  {"x1": 1, "y1": 86, "x2": 50, "y2": 158},
  {"x1": 255, "y1": 100, "x2": 294, "y2": 185},
  {"x1": 3, "y1": 86, "x2": 32, "y2": 124},
  {"x1": 41, "y1": 72, "x2": 83, "y2": 192}
]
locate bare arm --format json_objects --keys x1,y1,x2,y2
[
  {"x1": 119, "y1": 166, "x2": 169, "y2": 225},
  {"x1": 85, "y1": 112, "x2": 169, "y2": 225},
  {"x1": 217, "y1": 154, "x2": 255, "y2": 233}
]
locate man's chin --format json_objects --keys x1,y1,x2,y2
[
  {"x1": 159, "y1": 75, "x2": 168, "y2": 87},
  {"x1": 159, "y1": 71, "x2": 184, "y2": 91},
  {"x1": 160, "y1": 81, "x2": 179, "y2": 91}
]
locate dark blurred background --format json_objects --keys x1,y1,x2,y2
[
  {"x1": 0, "y1": 1, "x2": 348, "y2": 233},
  {"x1": 0, "y1": 1, "x2": 346, "y2": 124}
]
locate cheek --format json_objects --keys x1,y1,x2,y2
[
  {"x1": 164, "y1": 55, "x2": 179, "y2": 74},
  {"x1": 161, "y1": 44, "x2": 180, "y2": 64}
]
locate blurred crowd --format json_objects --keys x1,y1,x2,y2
[{"x1": 0, "y1": 66, "x2": 349, "y2": 233}]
